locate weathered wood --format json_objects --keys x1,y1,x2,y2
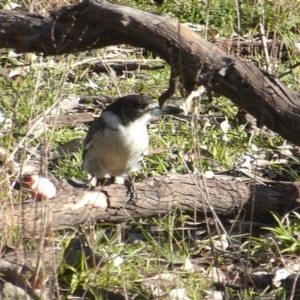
[
  {"x1": 0, "y1": 236, "x2": 105, "y2": 300},
  {"x1": 0, "y1": 247, "x2": 61, "y2": 300},
  {"x1": 91, "y1": 61, "x2": 165, "y2": 73},
  {"x1": 26, "y1": 113, "x2": 94, "y2": 131},
  {"x1": 0, "y1": 1, "x2": 300, "y2": 145},
  {"x1": 1, "y1": 174, "x2": 299, "y2": 236},
  {"x1": 0, "y1": 1, "x2": 300, "y2": 144}
]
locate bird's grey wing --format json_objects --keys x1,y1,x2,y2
[{"x1": 82, "y1": 117, "x2": 105, "y2": 157}]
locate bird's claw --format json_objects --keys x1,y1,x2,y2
[
  {"x1": 84, "y1": 177, "x2": 109, "y2": 191},
  {"x1": 125, "y1": 176, "x2": 137, "y2": 204}
]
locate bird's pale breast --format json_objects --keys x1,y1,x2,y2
[{"x1": 83, "y1": 118, "x2": 149, "y2": 178}]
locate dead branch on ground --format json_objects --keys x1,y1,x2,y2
[{"x1": 0, "y1": 0, "x2": 299, "y2": 144}]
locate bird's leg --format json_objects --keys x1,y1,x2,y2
[
  {"x1": 125, "y1": 175, "x2": 137, "y2": 204},
  {"x1": 110, "y1": 176, "x2": 137, "y2": 203},
  {"x1": 85, "y1": 175, "x2": 108, "y2": 191},
  {"x1": 98, "y1": 178, "x2": 109, "y2": 187},
  {"x1": 84, "y1": 175, "x2": 96, "y2": 190}
]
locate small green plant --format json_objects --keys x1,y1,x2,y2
[
  {"x1": 264, "y1": 212, "x2": 300, "y2": 254},
  {"x1": 1, "y1": 1, "x2": 300, "y2": 299}
]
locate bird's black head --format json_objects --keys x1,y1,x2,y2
[{"x1": 104, "y1": 94, "x2": 155, "y2": 125}]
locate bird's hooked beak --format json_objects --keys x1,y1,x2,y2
[{"x1": 150, "y1": 106, "x2": 183, "y2": 117}]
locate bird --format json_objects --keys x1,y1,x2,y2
[{"x1": 82, "y1": 94, "x2": 182, "y2": 190}]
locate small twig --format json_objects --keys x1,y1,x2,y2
[
  {"x1": 279, "y1": 62, "x2": 300, "y2": 79},
  {"x1": 259, "y1": 21, "x2": 270, "y2": 72},
  {"x1": 158, "y1": 67, "x2": 179, "y2": 108}
]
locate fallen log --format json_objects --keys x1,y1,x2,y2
[{"x1": 1, "y1": 174, "x2": 299, "y2": 236}]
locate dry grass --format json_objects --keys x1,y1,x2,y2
[{"x1": 0, "y1": 0, "x2": 300, "y2": 299}]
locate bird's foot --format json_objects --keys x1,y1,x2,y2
[
  {"x1": 125, "y1": 176, "x2": 137, "y2": 204},
  {"x1": 85, "y1": 177, "x2": 110, "y2": 191}
]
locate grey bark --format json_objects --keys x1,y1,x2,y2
[
  {"x1": 0, "y1": 0, "x2": 299, "y2": 144},
  {"x1": 1, "y1": 174, "x2": 299, "y2": 237}
]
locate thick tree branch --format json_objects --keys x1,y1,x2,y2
[
  {"x1": 1, "y1": 174, "x2": 300, "y2": 236},
  {"x1": 0, "y1": 0, "x2": 300, "y2": 144}
]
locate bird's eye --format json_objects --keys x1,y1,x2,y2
[{"x1": 134, "y1": 102, "x2": 146, "y2": 110}]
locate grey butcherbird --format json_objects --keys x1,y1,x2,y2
[{"x1": 82, "y1": 94, "x2": 182, "y2": 197}]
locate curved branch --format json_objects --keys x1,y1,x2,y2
[{"x1": 0, "y1": 0, "x2": 300, "y2": 144}]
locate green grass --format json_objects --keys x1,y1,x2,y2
[
  {"x1": 1, "y1": 0, "x2": 300, "y2": 299},
  {"x1": 263, "y1": 212, "x2": 300, "y2": 255}
]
